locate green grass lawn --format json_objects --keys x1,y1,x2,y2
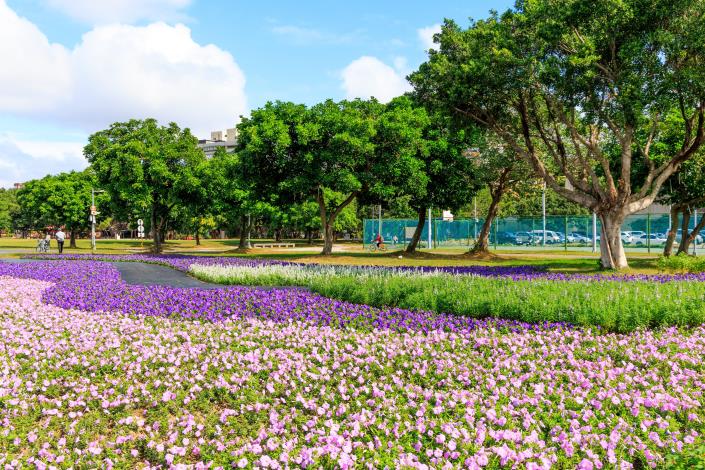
[{"x1": 0, "y1": 236, "x2": 663, "y2": 273}]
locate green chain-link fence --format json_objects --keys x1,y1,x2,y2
[{"x1": 363, "y1": 212, "x2": 700, "y2": 253}]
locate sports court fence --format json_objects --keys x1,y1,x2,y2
[{"x1": 363, "y1": 212, "x2": 702, "y2": 253}]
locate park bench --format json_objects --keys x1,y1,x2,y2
[{"x1": 253, "y1": 243, "x2": 296, "y2": 248}]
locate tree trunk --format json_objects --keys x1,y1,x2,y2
[
  {"x1": 598, "y1": 212, "x2": 627, "y2": 270},
  {"x1": 676, "y1": 209, "x2": 692, "y2": 254},
  {"x1": 316, "y1": 190, "x2": 357, "y2": 256},
  {"x1": 306, "y1": 229, "x2": 314, "y2": 245},
  {"x1": 69, "y1": 229, "x2": 77, "y2": 249},
  {"x1": 471, "y1": 196, "x2": 500, "y2": 254},
  {"x1": 275, "y1": 228, "x2": 282, "y2": 242},
  {"x1": 470, "y1": 167, "x2": 512, "y2": 254},
  {"x1": 318, "y1": 201, "x2": 336, "y2": 256},
  {"x1": 406, "y1": 207, "x2": 427, "y2": 254},
  {"x1": 195, "y1": 230, "x2": 201, "y2": 246},
  {"x1": 677, "y1": 210, "x2": 705, "y2": 255},
  {"x1": 238, "y1": 215, "x2": 252, "y2": 250},
  {"x1": 322, "y1": 222, "x2": 335, "y2": 255},
  {"x1": 664, "y1": 205, "x2": 681, "y2": 257},
  {"x1": 150, "y1": 205, "x2": 161, "y2": 254}
]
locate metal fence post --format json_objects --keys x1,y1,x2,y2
[
  {"x1": 433, "y1": 216, "x2": 437, "y2": 249},
  {"x1": 647, "y1": 212, "x2": 651, "y2": 254},
  {"x1": 493, "y1": 220, "x2": 498, "y2": 251},
  {"x1": 427, "y1": 208, "x2": 432, "y2": 249},
  {"x1": 564, "y1": 215, "x2": 568, "y2": 251},
  {"x1": 694, "y1": 209, "x2": 698, "y2": 255}
]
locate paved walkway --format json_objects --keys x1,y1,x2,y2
[
  {"x1": 0, "y1": 258, "x2": 224, "y2": 289},
  {"x1": 111, "y1": 262, "x2": 223, "y2": 289}
]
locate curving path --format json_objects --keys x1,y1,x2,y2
[
  {"x1": 0, "y1": 258, "x2": 308, "y2": 291},
  {"x1": 110, "y1": 261, "x2": 224, "y2": 288},
  {"x1": 0, "y1": 258, "x2": 223, "y2": 289}
]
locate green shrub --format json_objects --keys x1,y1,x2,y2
[
  {"x1": 657, "y1": 253, "x2": 705, "y2": 273},
  {"x1": 192, "y1": 264, "x2": 705, "y2": 333}
]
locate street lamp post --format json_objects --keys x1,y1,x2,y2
[
  {"x1": 90, "y1": 189, "x2": 105, "y2": 252},
  {"x1": 542, "y1": 181, "x2": 546, "y2": 247}
]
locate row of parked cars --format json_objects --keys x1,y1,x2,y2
[
  {"x1": 496, "y1": 230, "x2": 592, "y2": 245},
  {"x1": 495, "y1": 229, "x2": 703, "y2": 246}
]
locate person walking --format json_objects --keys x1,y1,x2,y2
[{"x1": 55, "y1": 228, "x2": 66, "y2": 254}]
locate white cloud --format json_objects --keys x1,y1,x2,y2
[
  {"x1": 68, "y1": 22, "x2": 247, "y2": 136},
  {"x1": 0, "y1": 1, "x2": 248, "y2": 138},
  {"x1": 0, "y1": 2, "x2": 71, "y2": 113},
  {"x1": 44, "y1": 0, "x2": 191, "y2": 25},
  {"x1": 417, "y1": 23, "x2": 442, "y2": 51},
  {"x1": 0, "y1": 135, "x2": 86, "y2": 188},
  {"x1": 340, "y1": 56, "x2": 411, "y2": 103}
]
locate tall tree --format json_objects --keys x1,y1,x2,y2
[
  {"x1": 661, "y1": 155, "x2": 705, "y2": 256},
  {"x1": 466, "y1": 142, "x2": 524, "y2": 254},
  {"x1": 0, "y1": 188, "x2": 18, "y2": 237},
  {"x1": 84, "y1": 119, "x2": 205, "y2": 253},
  {"x1": 237, "y1": 101, "x2": 308, "y2": 248},
  {"x1": 411, "y1": 0, "x2": 705, "y2": 268},
  {"x1": 14, "y1": 171, "x2": 103, "y2": 248},
  {"x1": 304, "y1": 99, "x2": 383, "y2": 255},
  {"x1": 403, "y1": 108, "x2": 481, "y2": 254}
]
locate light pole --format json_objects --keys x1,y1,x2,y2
[
  {"x1": 542, "y1": 181, "x2": 546, "y2": 247},
  {"x1": 90, "y1": 189, "x2": 105, "y2": 252},
  {"x1": 427, "y1": 207, "x2": 432, "y2": 249}
]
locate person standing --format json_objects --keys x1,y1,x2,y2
[{"x1": 55, "y1": 228, "x2": 66, "y2": 254}]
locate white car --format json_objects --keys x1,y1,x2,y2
[
  {"x1": 621, "y1": 232, "x2": 633, "y2": 244},
  {"x1": 570, "y1": 232, "x2": 591, "y2": 244},
  {"x1": 633, "y1": 233, "x2": 667, "y2": 246},
  {"x1": 529, "y1": 230, "x2": 561, "y2": 244}
]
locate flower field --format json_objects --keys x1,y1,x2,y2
[
  {"x1": 27, "y1": 253, "x2": 705, "y2": 332},
  {"x1": 0, "y1": 259, "x2": 704, "y2": 467},
  {"x1": 182, "y1": 258, "x2": 705, "y2": 333}
]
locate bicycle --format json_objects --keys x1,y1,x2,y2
[
  {"x1": 367, "y1": 243, "x2": 388, "y2": 252},
  {"x1": 36, "y1": 239, "x2": 50, "y2": 253}
]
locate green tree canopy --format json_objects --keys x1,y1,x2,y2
[
  {"x1": 411, "y1": 0, "x2": 705, "y2": 268},
  {"x1": 14, "y1": 171, "x2": 103, "y2": 247},
  {"x1": 238, "y1": 98, "x2": 427, "y2": 254},
  {"x1": 84, "y1": 119, "x2": 205, "y2": 253},
  {"x1": 0, "y1": 188, "x2": 18, "y2": 236}
]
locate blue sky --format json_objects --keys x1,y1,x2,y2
[{"x1": 0, "y1": 0, "x2": 513, "y2": 187}]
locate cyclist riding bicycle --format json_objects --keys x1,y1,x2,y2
[{"x1": 374, "y1": 233, "x2": 384, "y2": 248}]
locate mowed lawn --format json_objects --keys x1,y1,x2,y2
[{"x1": 0, "y1": 236, "x2": 662, "y2": 274}]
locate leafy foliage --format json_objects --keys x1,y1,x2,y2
[
  {"x1": 84, "y1": 119, "x2": 205, "y2": 252},
  {"x1": 410, "y1": 0, "x2": 705, "y2": 268},
  {"x1": 14, "y1": 171, "x2": 104, "y2": 243},
  {"x1": 0, "y1": 188, "x2": 18, "y2": 235}
]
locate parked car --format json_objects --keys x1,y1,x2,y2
[
  {"x1": 570, "y1": 232, "x2": 591, "y2": 244},
  {"x1": 554, "y1": 232, "x2": 576, "y2": 243},
  {"x1": 633, "y1": 233, "x2": 667, "y2": 246},
  {"x1": 515, "y1": 231, "x2": 537, "y2": 245},
  {"x1": 626, "y1": 231, "x2": 646, "y2": 240},
  {"x1": 621, "y1": 232, "x2": 633, "y2": 244},
  {"x1": 496, "y1": 231, "x2": 518, "y2": 244},
  {"x1": 529, "y1": 230, "x2": 561, "y2": 244}
]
